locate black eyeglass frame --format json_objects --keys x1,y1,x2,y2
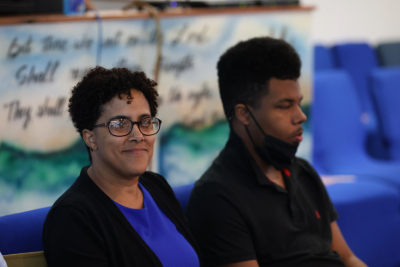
[{"x1": 92, "y1": 117, "x2": 162, "y2": 137}]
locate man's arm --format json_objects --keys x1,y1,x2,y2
[
  {"x1": 219, "y1": 260, "x2": 259, "y2": 267},
  {"x1": 186, "y1": 184, "x2": 257, "y2": 266},
  {"x1": 330, "y1": 221, "x2": 368, "y2": 267}
]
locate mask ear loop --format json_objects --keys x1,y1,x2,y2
[
  {"x1": 244, "y1": 104, "x2": 268, "y2": 136},
  {"x1": 245, "y1": 124, "x2": 256, "y2": 145},
  {"x1": 243, "y1": 104, "x2": 265, "y2": 148}
]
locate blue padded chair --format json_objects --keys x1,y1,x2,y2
[
  {"x1": 332, "y1": 43, "x2": 379, "y2": 114},
  {"x1": 331, "y1": 43, "x2": 388, "y2": 159},
  {"x1": 312, "y1": 70, "x2": 400, "y2": 188},
  {"x1": 0, "y1": 207, "x2": 51, "y2": 255},
  {"x1": 314, "y1": 45, "x2": 336, "y2": 71},
  {"x1": 377, "y1": 42, "x2": 400, "y2": 67},
  {"x1": 327, "y1": 179, "x2": 400, "y2": 267},
  {"x1": 370, "y1": 67, "x2": 400, "y2": 160},
  {"x1": 172, "y1": 183, "x2": 195, "y2": 212}
]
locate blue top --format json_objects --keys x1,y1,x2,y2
[{"x1": 114, "y1": 183, "x2": 200, "y2": 267}]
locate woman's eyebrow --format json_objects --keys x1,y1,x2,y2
[
  {"x1": 138, "y1": 113, "x2": 152, "y2": 119},
  {"x1": 108, "y1": 114, "x2": 152, "y2": 121},
  {"x1": 109, "y1": 115, "x2": 131, "y2": 120}
]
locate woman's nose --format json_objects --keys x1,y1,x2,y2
[{"x1": 128, "y1": 124, "x2": 144, "y2": 142}]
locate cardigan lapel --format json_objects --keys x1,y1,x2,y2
[
  {"x1": 139, "y1": 174, "x2": 203, "y2": 267},
  {"x1": 79, "y1": 166, "x2": 164, "y2": 267}
]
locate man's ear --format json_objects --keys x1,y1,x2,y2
[
  {"x1": 82, "y1": 129, "x2": 97, "y2": 151},
  {"x1": 234, "y1": 104, "x2": 251, "y2": 126}
]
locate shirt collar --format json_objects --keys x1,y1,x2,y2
[{"x1": 221, "y1": 130, "x2": 298, "y2": 191}]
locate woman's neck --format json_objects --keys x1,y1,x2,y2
[{"x1": 87, "y1": 165, "x2": 144, "y2": 209}]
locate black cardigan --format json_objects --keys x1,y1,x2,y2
[{"x1": 43, "y1": 166, "x2": 202, "y2": 267}]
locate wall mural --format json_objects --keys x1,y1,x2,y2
[{"x1": 0, "y1": 10, "x2": 312, "y2": 215}]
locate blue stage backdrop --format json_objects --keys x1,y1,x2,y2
[{"x1": 0, "y1": 9, "x2": 313, "y2": 215}]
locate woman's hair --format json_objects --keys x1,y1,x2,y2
[
  {"x1": 217, "y1": 37, "x2": 301, "y2": 118},
  {"x1": 68, "y1": 66, "x2": 158, "y2": 162}
]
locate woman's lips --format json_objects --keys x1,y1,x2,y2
[{"x1": 123, "y1": 148, "x2": 147, "y2": 154}]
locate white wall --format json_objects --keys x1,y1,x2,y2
[
  {"x1": 92, "y1": 0, "x2": 127, "y2": 10},
  {"x1": 302, "y1": 0, "x2": 400, "y2": 45},
  {"x1": 93, "y1": 0, "x2": 400, "y2": 45}
]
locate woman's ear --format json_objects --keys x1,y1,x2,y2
[
  {"x1": 82, "y1": 129, "x2": 97, "y2": 151},
  {"x1": 234, "y1": 104, "x2": 251, "y2": 126}
]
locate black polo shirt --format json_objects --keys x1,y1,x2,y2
[{"x1": 186, "y1": 131, "x2": 345, "y2": 267}]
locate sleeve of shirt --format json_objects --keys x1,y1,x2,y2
[
  {"x1": 0, "y1": 252, "x2": 7, "y2": 267},
  {"x1": 300, "y1": 158, "x2": 339, "y2": 222},
  {"x1": 185, "y1": 182, "x2": 256, "y2": 267},
  {"x1": 43, "y1": 205, "x2": 108, "y2": 267}
]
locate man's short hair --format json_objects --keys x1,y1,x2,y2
[{"x1": 217, "y1": 36, "x2": 301, "y2": 118}]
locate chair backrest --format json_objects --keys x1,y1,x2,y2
[
  {"x1": 377, "y1": 42, "x2": 400, "y2": 67},
  {"x1": 327, "y1": 180, "x2": 400, "y2": 267},
  {"x1": 312, "y1": 70, "x2": 366, "y2": 173},
  {"x1": 4, "y1": 251, "x2": 47, "y2": 267},
  {"x1": 0, "y1": 207, "x2": 51, "y2": 255},
  {"x1": 314, "y1": 45, "x2": 336, "y2": 71},
  {"x1": 370, "y1": 67, "x2": 400, "y2": 159},
  {"x1": 332, "y1": 43, "x2": 379, "y2": 112},
  {"x1": 172, "y1": 183, "x2": 195, "y2": 212}
]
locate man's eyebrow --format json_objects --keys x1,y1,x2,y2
[
  {"x1": 276, "y1": 96, "x2": 304, "y2": 103},
  {"x1": 277, "y1": 98, "x2": 295, "y2": 104}
]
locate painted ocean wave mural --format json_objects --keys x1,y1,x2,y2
[
  {"x1": 0, "y1": 139, "x2": 89, "y2": 215},
  {"x1": 159, "y1": 119, "x2": 230, "y2": 187}
]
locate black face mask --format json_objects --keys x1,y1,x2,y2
[{"x1": 245, "y1": 107, "x2": 299, "y2": 170}]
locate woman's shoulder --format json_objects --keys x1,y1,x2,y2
[
  {"x1": 47, "y1": 185, "x2": 96, "y2": 225},
  {"x1": 48, "y1": 167, "x2": 106, "y2": 218},
  {"x1": 53, "y1": 183, "x2": 94, "y2": 209}
]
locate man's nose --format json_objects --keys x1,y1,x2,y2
[{"x1": 294, "y1": 105, "x2": 307, "y2": 124}]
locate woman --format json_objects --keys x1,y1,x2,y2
[{"x1": 43, "y1": 67, "x2": 201, "y2": 267}]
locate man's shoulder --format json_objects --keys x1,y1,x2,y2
[
  {"x1": 186, "y1": 156, "x2": 246, "y2": 219},
  {"x1": 195, "y1": 153, "x2": 243, "y2": 188},
  {"x1": 191, "y1": 160, "x2": 254, "y2": 210},
  {"x1": 194, "y1": 166, "x2": 229, "y2": 195}
]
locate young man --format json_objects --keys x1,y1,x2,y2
[{"x1": 185, "y1": 37, "x2": 367, "y2": 267}]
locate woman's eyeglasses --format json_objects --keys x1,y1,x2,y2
[{"x1": 93, "y1": 117, "x2": 162, "y2": 137}]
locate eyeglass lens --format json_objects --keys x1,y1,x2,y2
[{"x1": 109, "y1": 118, "x2": 160, "y2": 136}]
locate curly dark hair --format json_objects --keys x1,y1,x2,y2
[
  {"x1": 217, "y1": 36, "x2": 301, "y2": 119},
  {"x1": 68, "y1": 66, "x2": 158, "y2": 162}
]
